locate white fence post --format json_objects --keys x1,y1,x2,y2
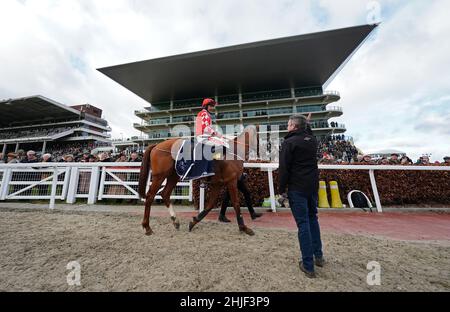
[
  {"x1": 66, "y1": 167, "x2": 79, "y2": 204},
  {"x1": 368, "y1": 169, "x2": 383, "y2": 213},
  {"x1": 189, "y1": 180, "x2": 193, "y2": 202},
  {"x1": 199, "y1": 182, "x2": 205, "y2": 212},
  {"x1": 97, "y1": 166, "x2": 106, "y2": 201},
  {"x1": 0, "y1": 168, "x2": 12, "y2": 200},
  {"x1": 88, "y1": 166, "x2": 100, "y2": 205},
  {"x1": 61, "y1": 167, "x2": 71, "y2": 201},
  {"x1": 49, "y1": 166, "x2": 58, "y2": 209},
  {"x1": 267, "y1": 169, "x2": 277, "y2": 212}
]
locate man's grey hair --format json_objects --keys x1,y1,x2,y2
[{"x1": 289, "y1": 114, "x2": 308, "y2": 131}]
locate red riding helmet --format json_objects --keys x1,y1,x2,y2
[{"x1": 202, "y1": 98, "x2": 216, "y2": 108}]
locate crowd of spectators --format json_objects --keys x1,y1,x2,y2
[
  {"x1": 317, "y1": 135, "x2": 358, "y2": 163},
  {"x1": 0, "y1": 126, "x2": 75, "y2": 140},
  {"x1": 43, "y1": 142, "x2": 110, "y2": 161},
  {"x1": 318, "y1": 150, "x2": 449, "y2": 166},
  {"x1": 0, "y1": 140, "x2": 448, "y2": 166},
  {"x1": 0, "y1": 149, "x2": 142, "y2": 164},
  {"x1": 314, "y1": 135, "x2": 449, "y2": 166}
]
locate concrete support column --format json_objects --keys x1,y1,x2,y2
[
  {"x1": 15, "y1": 143, "x2": 19, "y2": 152},
  {"x1": 2, "y1": 143, "x2": 6, "y2": 156},
  {"x1": 291, "y1": 87, "x2": 296, "y2": 98},
  {"x1": 41, "y1": 141, "x2": 47, "y2": 154}
]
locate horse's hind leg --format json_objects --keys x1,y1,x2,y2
[
  {"x1": 142, "y1": 175, "x2": 164, "y2": 235},
  {"x1": 188, "y1": 182, "x2": 221, "y2": 232},
  {"x1": 228, "y1": 181, "x2": 254, "y2": 236},
  {"x1": 161, "y1": 172, "x2": 181, "y2": 230}
]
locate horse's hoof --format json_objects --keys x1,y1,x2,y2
[
  {"x1": 144, "y1": 228, "x2": 153, "y2": 236},
  {"x1": 173, "y1": 222, "x2": 180, "y2": 230},
  {"x1": 188, "y1": 221, "x2": 195, "y2": 232},
  {"x1": 240, "y1": 227, "x2": 255, "y2": 236}
]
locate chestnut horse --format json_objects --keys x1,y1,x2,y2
[{"x1": 138, "y1": 126, "x2": 258, "y2": 236}]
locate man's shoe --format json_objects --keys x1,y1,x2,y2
[
  {"x1": 315, "y1": 257, "x2": 325, "y2": 267},
  {"x1": 251, "y1": 212, "x2": 263, "y2": 220},
  {"x1": 218, "y1": 215, "x2": 231, "y2": 223},
  {"x1": 299, "y1": 261, "x2": 316, "y2": 278}
]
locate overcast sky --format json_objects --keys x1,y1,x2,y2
[{"x1": 0, "y1": 0, "x2": 449, "y2": 161}]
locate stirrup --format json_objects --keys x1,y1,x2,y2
[{"x1": 200, "y1": 172, "x2": 215, "y2": 178}]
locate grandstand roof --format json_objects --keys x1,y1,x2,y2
[
  {"x1": 0, "y1": 95, "x2": 81, "y2": 127},
  {"x1": 98, "y1": 24, "x2": 378, "y2": 103}
]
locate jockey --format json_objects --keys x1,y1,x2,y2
[{"x1": 195, "y1": 98, "x2": 229, "y2": 149}]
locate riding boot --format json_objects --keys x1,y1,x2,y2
[{"x1": 218, "y1": 214, "x2": 231, "y2": 223}]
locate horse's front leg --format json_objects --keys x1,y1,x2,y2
[
  {"x1": 228, "y1": 181, "x2": 255, "y2": 236},
  {"x1": 189, "y1": 182, "x2": 221, "y2": 232}
]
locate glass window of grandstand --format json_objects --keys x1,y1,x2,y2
[
  {"x1": 268, "y1": 122, "x2": 288, "y2": 131},
  {"x1": 242, "y1": 109, "x2": 267, "y2": 118},
  {"x1": 173, "y1": 98, "x2": 206, "y2": 109},
  {"x1": 148, "y1": 117, "x2": 170, "y2": 125},
  {"x1": 267, "y1": 106, "x2": 293, "y2": 116},
  {"x1": 172, "y1": 115, "x2": 194, "y2": 123},
  {"x1": 218, "y1": 94, "x2": 239, "y2": 104},
  {"x1": 294, "y1": 87, "x2": 323, "y2": 97},
  {"x1": 150, "y1": 101, "x2": 170, "y2": 111},
  {"x1": 310, "y1": 119, "x2": 329, "y2": 129},
  {"x1": 296, "y1": 104, "x2": 323, "y2": 113},
  {"x1": 242, "y1": 89, "x2": 291, "y2": 102},
  {"x1": 217, "y1": 111, "x2": 240, "y2": 119},
  {"x1": 148, "y1": 130, "x2": 170, "y2": 138}
]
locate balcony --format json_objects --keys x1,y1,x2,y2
[
  {"x1": 326, "y1": 106, "x2": 342, "y2": 112},
  {"x1": 323, "y1": 90, "x2": 340, "y2": 97}
]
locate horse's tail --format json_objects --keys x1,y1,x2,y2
[{"x1": 138, "y1": 144, "x2": 157, "y2": 198}]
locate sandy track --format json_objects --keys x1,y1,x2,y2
[{"x1": 0, "y1": 209, "x2": 449, "y2": 291}]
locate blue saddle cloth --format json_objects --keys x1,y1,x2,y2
[{"x1": 175, "y1": 140, "x2": 215, "y2": 181}]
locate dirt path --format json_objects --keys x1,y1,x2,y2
[{"x1": 0, "y1": 209, "x2": 449, "y2": 291}]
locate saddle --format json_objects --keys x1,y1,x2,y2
[{"x1": 175, "y1": 139, "x2": 224, "y2": 181}]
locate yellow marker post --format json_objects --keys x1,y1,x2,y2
[
  {"x1": 330, "y1": 181, "x2": 343, "y2": 208},
  {"x1": 318, "y1": 181, "x2": 330, "y2": 208}
]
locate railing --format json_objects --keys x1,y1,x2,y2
[
  {"x1": 0, "y1": 163, "x2": 192, "y2": 208},
  {"x1": 241, "y1": 163, "x2": 450, "y2": 213},
  {"x1": 326, "y1": 106, "x2": 343, "y2": 112},
  {"x1": 1, "y1": 163, "x2": 448, "y2": 214},
  {"x1": 323, "y1": 90, "x2": 340, "y2": 97}
]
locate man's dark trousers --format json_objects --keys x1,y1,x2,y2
[{"x1": 288, "y1": 190, "x2": 323, "y2": 272}]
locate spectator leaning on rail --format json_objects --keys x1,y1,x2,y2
[
  {"x1": 128, "y1": 152, "x2": 141, "y2": 162},
  {"x1": 360, "y1": 154, "x2": 373, "y2": 165},
  {"x1": 21, "y1": 150, "x2": 39, "y2": 163},
  {"x1": 389, "y1": 153, "x2": 400, "y2": 165},
  {"x1": 6, "y1": 153, "x2": 19, "y2": 164},
  {"x1": 442, "y1": 156, "x2": 450, "y2": 166},
  {"x1": 278, "y1": 113, "x2": 324, "y2": 279},
  {"x1": 400, "y1": 155, "x2": 413, "y2": 165},
  {"x1": 41, "y1": 153, "x2": 52, "y2": 163}
]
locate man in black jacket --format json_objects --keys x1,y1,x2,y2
[{"x1": 279, "y1": 114, "x2": 324, "y2": 278}]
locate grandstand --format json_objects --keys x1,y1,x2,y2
[
  {"x1": 98, "y1": 24, "x2": 378, "y2": 151},
  {"x1": 0, "y1": 95, "x2": 112, "y2": 158}
]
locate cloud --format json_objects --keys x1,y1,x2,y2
[{"x1": 0, "y1": 0, "x2": 449, "y2": 162}]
